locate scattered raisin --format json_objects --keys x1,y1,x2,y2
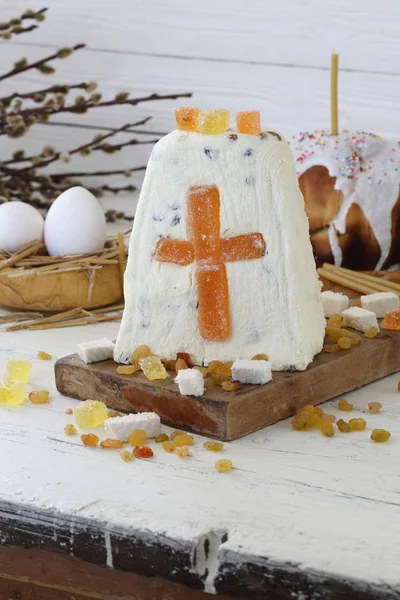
[
  {"x1": 371, "y1": 429, "x2": 391, "y2": 443},
  {"x1": 155, "y1": 433, "x2": 169, "y2": 443},
  {"x1": 64, "y1": 424, "x2": 77, "y2": 436},
  {"x1": 349, "y1": 418, "x2": 367, "y2": 431},
  {"x1": 337, "y1": 419, "x2": 351, "y2": 433},
  {"x1": 120, "y1": 450, "x2": 134, "y2": 462},
  {"x1": 100, "y1": 438, "x2": 124, "y2": 449},
  {"x1": 368, "y1": 402, "x2": 382, "y2": 414},
  {"x1": 128, "y1": 429, "x2": 147, "y2": 447},
  {"x1": 215, "y1": 459, "x2": 233, "y2": 473},
  {"x1": 203, "y1": 441, "x2": 224, "y2": 452},
  {"x1": 338, "y1": 398, "x2": 353, "y2": 411},
  {"x1": 81, "y1": 433, "x2": 99, "y2": 447}
]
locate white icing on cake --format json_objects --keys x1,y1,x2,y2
[
  {"x1": 289, "y1": 131, "x2": 400, "y2": 269},
  {"x1": 115, "y1": 126, "x2": 325, "y2": 371}
]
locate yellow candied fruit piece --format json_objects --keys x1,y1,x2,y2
[
  {"x1": 173, "y1": 433, "x2": 193, "y2": 447},
  {"x1": 337, "y1": 419, "x2": 351, "y2": 433},
  {"x1": 100, "y1": 438, "x2": 124, "y2": 449},
  {"x1": 131, "y1": 345, "x2": 152, "y2": 368},
  {"x1": 338, "y1": 398, "x2": 353, "y2": 411},
  {"x1": 128, "y1": 429, "x2": 147, "y2": 447},
  {"x1": 175, "y1": 358, "x2": 189, "y2": 372},
  {"x1": 371, "y1": 429, "x2": 391, "y2": 443},
  {"x1": 37, "y1": 351, "x2": 52, "y2": 360},
  {"x1": 73, "y1": 399, "x2": 108, "y2": 428},
  {"x1": 252, "y1": 353, "x2": 269, "y2": 361},
  {"x1": 364, "y1": 326, "x2": 379, "y2": 339},
  {"x1": 193, "y1": 366, "x2": 208, "y2": 377},
  {"x1": 139, "y1": 355, "x2": 169, "y2": 381},
  {"x1": 203, "y1": 441, "x2": 224, "y2": 452},
  {"x1": 0, "y1": 383, "x2": 26, "y2": 406},
  {"x1": 215, "y1": 459, "x2": 233, "y2": 473},
  {"x1": 320, "y1": 421, "x2": 335, "y2": 437},
  {"x1": 174, "y1": 106, "x2": 201, "y2": 132},
  {"x1": 117, "y1": 365, "x2": 139, "y2": 375},
  {"x1": 368, "y1": 401, "x2": 382, "y2": 414},
  {"x1": 327, "y1": 314, "x2": 342, "y2": 329},
  {"x1": 349, "y1": 418, "x2": 367, "y2": 431},
  {"x1": 155, "y1": 433, "x2": 169, "y2": 443},
  {"x1": 337, "y1": 336, "x2": 352, "y2": 350},
  {"x1": 64, "y1": 424, "x2": 77, "y2": 436},
  {"x1": 4, "y1": 358, "x2": 32, "y2": 384},
  {"x1": 120, "y1": 450, "x2": 134, "y2": 462},
  {"x1": 291, "y1": 417, "x2": 307, "y2": 431},
  {"x1": 221, "y1": 380, "x2": 241, "y2": 392},
  {"x1": 236, "y1": 110, "x2": 261, "y2": 136},
  {"x1": 29, "y1": 390, "x2": 50, "y2": 404},
  {"x1": 81, "y1": 433, "x2": 99, "y2": 447},
  {"x1": 162, "y1": 440, "x2": 176, "y2": 453},
  {"x1": 108, "y1": 410, "x2": 121, "y2": 418},
  {"x1": 198, "y1": 109, "x2": 230, "y2": 135},
  {"x1": 175, "y1": 445, "x2": 189, "y2": 458}
]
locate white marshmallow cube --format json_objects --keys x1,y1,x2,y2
[
  {"x1": 321, "y1": 291, "x2": 349, "y2": 317},
  {"x1": 361, "y1": 292, "x2": 399, "y2": 318},
  {"x1": 232, "y1": 360, "x2": 272, "y2": 385},
  {"x1": 342, "y1": 306, "x2": 379, "y2": 333},
  {"x1": 175, "y1": 368, "x2": 205, "y2": 397},
  {"x1": 104, "y1": 412, "x2": 161, "y2": 441},
  {"x1": 77, "y1": 338, "x2": 115, "y2": 363}
]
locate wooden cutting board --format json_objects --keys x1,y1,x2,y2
[{"x1": 55, "y1": 273, "x2": 400, "y2": 441}]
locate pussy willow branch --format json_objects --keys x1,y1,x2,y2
[
  {"x1": 0, "y1": 82, "x2": 90, "y2": 105},
  {"x1": 0, "y1": 44, "x2": 85, "y2": 82}
]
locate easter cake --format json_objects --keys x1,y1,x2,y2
[{"x1": 114, "y1": 108, "x2": 326, "y2": 371}]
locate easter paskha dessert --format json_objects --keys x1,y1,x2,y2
[{"x1": 114, "y1": 108, "x2": 325, "y2": 371}]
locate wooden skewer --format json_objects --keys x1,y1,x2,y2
[
  {"x1": 318, "y1": 268, "x2": 380, "y2": 295},
  {"x1": 323, "y1": 263, "x2": 400, "y2": 295},
  {"x1": 0, "y1": 242, "x2": 45, "y2": 273}
]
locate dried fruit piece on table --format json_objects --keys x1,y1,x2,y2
[
  {"x1": 173, "y1": 433, "x2": 194, "y2": 447},
  {"x1": 221, "y1": 380, "x2": 241, "y2": 392},
  {"x1": 108, "y1": 410, "x2": 121, "y2": 418},
  {"x1": 174, "y1": 106, "x2": 201, "y2": 132},
  {"x1": 364, "y1": 327, "x2": 379, "y2": 339},
  {"x1": 29, "y1": 390, "x2": 50, "y2": 404},
  {"x1": 327, "y1": 314, "x2": 342, "y2": 329},
  {"x1": 326, "y1": 327, "x2": 361, "y2": 345},
  {"x1": 203, "y1": 441, "x2": 224, "y2": 452},
  {"x1": 65, "y1": 408, "x2": 73, "y2": 415},
  {"x1": 215, "y1": 362, "x2": 233, "y2": 375},
  {"x1": 163, "y1": 440, "x2": 175, "y2": 453},
  {"x1": 117, "y1": 365, "x2": 139, "y2": 375},
  {"x1": 131, "y1": 345, "x2": 152, "y2": 367},
  {"x1": 215, "y1": 459, "x2": 233, "y2": 473},
  {"x1": 349, "y1": 418, "x2": 367, "y2": 431},
  {"x1": 4, "y1": 358, "x2": 32, "y2": 384},
  {"x1": 37, "y1": 351, "x2": 52, "y2": 360},
  {"x1": 177, "y1": 352, "x2": 192, "y2": 367},
  {"x1": 81, "y1": 433, "x2": 99, "y2": 447},
  {"x1": 73, "y1": 400, "x2": 108, "y2": 428},
  {"x1": 0, "y1": 383, "x2": 26, "y2": 406},
  {"x1": 340, "y1": 329, "x2": 362, "y2": 345},
  {"x1": 133, "y1": 445, "x2": 154, "y2": 459},
  {"x1": 163, "y1": 359, "x2": 178, "y2": 371},
  {"x1": 337, "y1": 419, "x2": 351, "y2": 433},
  {"x1": 64, "y1": 424, "x2": 77, "y2": 436},
  {"x1": 139, "y1": 355, "x2": 169, "y2": 381},
  {"x1": 291, "y1": 417, "x2": 307, "y2": 431},
  {"x1": 321, "y1": 414, "x2": 336, "y2": 423},
  {"x1": 236, "y1": 110, "x2": 261, "y2": 136},
  {"x1": 382, "y1": 308, "x2": 400, "y2": 331},
  {"x1": 170, "y1": 430, "x2": 185, "y2": 441},
  {"x1": 128, "y1": 429, "x2": 147, "y2": 447},
  {"x1": 371, "y1": 429, "x2": 391, "y2": 443},
  {"x1": 208, "y1": 361, "x2": 225, "y2": 375},
  {"x1": 198, "y1": 109, "x2": 230, "y2": 135},
  {"x1": 304, "y1": 412, "x2": 321, "y2": 429},
  {"x1": 100, "y1": 438, "x2": 124, "y2": 449},
  {"x1": 320, "y1": 421, "x2": 335, "y2": 437},
  {"x1": 252, "y1": 354, "x2": 269, "y2": 361},
  {"x1": 211, "y1": 373, "x2": 231, "y2": 386},
  {"x1": 368, "y1": 401, "x2": 382, "y2": 414},
  {"x1": 323, "y1": 343, "x2": 341, "y2": 354},
  {"x1": 175, "y1": 445, "x2": 189, "y2": 458},
  {"x1": 337, "y1": 337, "x2": 352, "y2": 350},
  {"x1": 155, "y1": 433, "x2": 169, "y2": 443},
  {"x1": 338, "y1": 398, "x2": 353, "y2": 411},
  {"x1": 175, "y1": 358, "x2": 188, "y2": 372},
  {"x1": 193, "y1": 366, "x2": 208, "y2": 377},
  {"x1": 120, "y1": 450, "x2": 134, "y2": 462}
]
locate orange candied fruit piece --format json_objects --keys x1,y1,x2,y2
[
  {"x1": 221, "y1": 380, "x2": 241, "y2": 392},
  {"x1": 368, "y1": 401, "x2": 382, "y2": 414},
  {"x1": 173, "y1": 434, "x2": 193, "y2": 447},
  {"x1": 100, "y1": 438, "x2": 124, "y2": 449},
  {"x1": 174, "y1": 106, "x2": 201, "y2": 132},
  {"x1": 64, "y1": 424, "x2": 77, "y2": 436},
  {"x1": 29, "y1": 390, "x2": 50, "y2": 404},
  {"x1": 371, "y1": 429, "x2": 391, "y2": 443},
  {"x1": 153, "y1": 239, "x2": 194, "y2": 267},
  {"x1": 81, "y1": 433, "x2": 99, "y2": 447},
  {"x1": 382, "y1": 307, "x2": 400, "y2": 331},
  {"x1": 203, "y1": 441, "x2": 224, "y2": 452},
  {"x1": 337, "y1": 337, "x2": 352, "y2": 350},
  {"x1": 37, "y1": 351, "x2": 52, "y2": 360},
  {"x1": 133, "y1": 445, "x2": 154, "y2": 459},
  {"x1": 177, "y1": 352, "x2": 192, "y2": 367},
  {"x1": 198, "y1": 109, "x2": 230, "y2": 135},
  {"x1": 236, "y1": 110, "x2": 261, "y2": 136},
  {"x1": 338, "y1": 398, "x2": 353, "y2": 411},
  {"x1": 120, "y1": 450, "x2": 134, "y2": 462},
  {"x1": 327, "y1": 314, "x2": 342, "y2": 329},
  {"x1": 117, "y1": 365, "x2": 139, "y2": 375},
  {"x1": 349, "y1": 418, "x2": 367, "y2": 432},
  {"x1": 215, "y1": 459, "x2": 233, "y2": 473},
  {"x1": 128, "y1": 429, "x2": 147, "y2": 447}
]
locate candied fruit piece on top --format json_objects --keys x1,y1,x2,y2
[
  {"x1": 338, "y1": 398, "x2": 353, "y2": 411},
  {"x1": 73, "y1": 400, "x2": 108, "y2": 428},
  {"x1": 174, "y1": 106, "x2": 201, "y2": 132},
  {"x1": 37, "y1": 351, "x2": 52, "y2": 360},
  {"x1": 120, "y1": 450, "x2": 134, "y2": 462},
  {"x1": 349, "y1": 418, "x2": 367, "y2": 431},
  {"x1": 236, "y1": 110, "x2": 261, "y2": 136},
  {"x1": 198, "y1": 109, "x2": 230, "y2": 135},
  {"x1": 131, "y1": 345, "x2": 152, "y2": 367},
  {"x1": 371, "y1": 429, "x2": 391, "y2": 443},
  {"x1": 133, "y1": 445, "x2": 153, "y2": 459},
  {"x1": 29, "y1": 390, "x2": 49, "y2": 404},
  {"x1": 364, "y1": 327, "x2": 379, "y2": 339},
  {"x1": 139, "y1": 355, "x2": 169, "y2": 381},
  {"x1": 64, "y1": 424, "x2": 77, "y2": 436},
  {"x1": 81, "y1": 433, "x2": 99, "y2": 447},
  {"x1": 128, "y1": 429, "x2": 147, "y2": 447},
  {"x1": 4, "y1": 358, "x2": 32, "y2": 384},
  {"x1": 0, "y1": 383, "x2": 26, "y2": 406},
  {"x1": 337, "y1": 419, "x2": 351, "y2": 433},
  {"x1": 337, "y1": 337, "x2": 352, "y2": 350},
  {"x1": 215, "y1": 459, "x2": 233, "y2": 473},
  {"x1": 382, "y1": 308, "x2": 400, "y2": 331},
  {"x1": 368, "y1": 402, "x2": 382, "y2": 414},
  {"x1": 221, "y1": 380, "x2": 241, "y2": 392},
  {"x1": 100, "y1": 438, "x2": 124, "y2": 449},
  {"x1": 173, "y1": 434, "x2": 193, "y2": 447},
  {"x1": 203, "y1": 441, "x2": 224, "y2": 452}
]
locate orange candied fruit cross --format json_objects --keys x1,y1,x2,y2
[
  {"x1": 236, "y1": 110, "x2": 261, "y2": 136},
  {"x1": 382, "y1": 308, "x2": 400, "y2": 331},
  {"x1": 174, "y1": 107, "x2": 201, "y2": 132}
]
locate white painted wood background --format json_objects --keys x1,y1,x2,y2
[{"x1": 2, "y1": 0, "x2": 400, "y2": 213}]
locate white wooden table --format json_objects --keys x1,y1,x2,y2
[{"x1": 1, "y1": 294, "x2": 400, "y2": 598}]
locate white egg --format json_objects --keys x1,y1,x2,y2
[
  {"x1": 44, "y1": 187, "x2": 107, "y2": 256},
  {"x1": 0, "y1": 201, "x2": 44, "y2": 253}
]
